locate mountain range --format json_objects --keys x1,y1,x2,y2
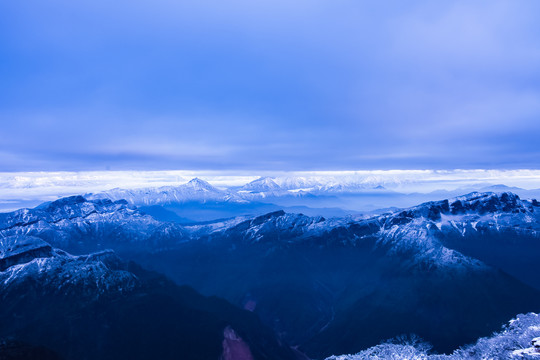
[
  {"x1": 84, "y1": 177, "x2": 540, "y2": 221},
  {"x1": 2, "y1": 190, "x2": 540, "y2": 358}
]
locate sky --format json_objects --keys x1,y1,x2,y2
[{"x1": 1, "y1": 0, "x2": 540, "y2": 171}]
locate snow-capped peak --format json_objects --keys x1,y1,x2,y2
[
  {"x1": 241, "y1": 177, "x2": 281, "y2": 192},
  {"x1": 185, "y1": 177, "x2": 216, "y2": 191},
  {"x1": 87, "y1": 177, "x2": 244, "y2": 205}
]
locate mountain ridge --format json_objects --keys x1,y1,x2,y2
[
  {"x1": 0, "y1": 235, "x2": 300, "y2": 360},
  {"x1": 2, "y1": 191, "x2": 540, "y2": 358}
]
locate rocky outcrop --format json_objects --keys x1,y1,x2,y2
[{"x1": 0, "y1": 236, "x2": 52, "y2": 271}]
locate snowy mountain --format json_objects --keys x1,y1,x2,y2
[
  {"x1": 2, "y1": 191, "x2": 539, "y2": 271},
  {"x1": 2, "y1": 191, "x2": 540, "y2": 358},
  {"x1": 83, "y1": 176, "x2": 540, "y2": 220},
  {"x1": 88, "y1": 177, "x2": 245, "y2": 205},
  {"x1": 0, "y1": 195, "x2": 187, "y2": 253},
  {"x1": 241, "y1": 177, "x2": 282, "y2": 193},
  {"x1": 195, "y1": 191, "x2": 540, "y2": 271},
  {"x1": 0, "y1": 235, "x2": 300, "y2": 360},
  {"x1": 273, "y1": 176, "x2": 321, "y2": 191},
  {"x1": 0, "y1": 235, "x2": 138, "y2": 298},
  {"x1": 239, "y1": 176, "x2": 396, "y2": 197},
  {"x1": 4, "y1": 171, "x2": 540, "y2": 214},
  {"x1": 82, "y1": 176, "x2": 410, "y2": 210}
]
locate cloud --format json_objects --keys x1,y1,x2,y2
[{"x1": 0, "y1": 0, "x2": 539, "y2": 170}]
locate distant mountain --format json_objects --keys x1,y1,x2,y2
[
  {"x1": 480, "y1": 184, "x2": 524, "y2": 192},
  {"x1": 4, "y1": 173, "x2": 540, "y2": 215},
  {"x1": 241, "y1": 177, "x2": 282, "y2": 193},
  {"x1": 83, "y1": 177, "x2": 540, "y2": 221},
  {"x1": 0, "y1": 235, "x2": 299, "y2": 360},
  {"x1": 87, "y1": 177, "x2": 354, "y2": 221},
  {"x1": 85, "y1": 176, "x2": 403, "y2": 206},
  {"x1": 273, "y1": 176, "x2": 321, "y2": 191},
  {"x1": 88, "y1": 177, "x2": 244, "y2": 205},
  {"x1": 2, "y1": 192, "x2": 540, "y2": 358},
  {"x1": 239, "y1": 176, "x2": 398, "y2": 197},
  {"x1": 477, "y1": 184, "x2": 540, "y2": 202}
]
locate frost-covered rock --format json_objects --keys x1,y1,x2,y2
[
  {"x1": 325, "y1": 313, "x2": 540, "y2": 360},
  {"x1": 0, "y1": 235, "x2": 52, "y2": 271},
  {"x1": 0, "y1": 235, "x2": 138, "y2": 299}
]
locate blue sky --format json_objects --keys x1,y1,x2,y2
[{"x1": 1, "y1": 0, "x2": 539, "y2": 171}]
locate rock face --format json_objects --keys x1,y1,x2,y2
[
  {"x1": 0, "y1": 236, "x2": 299, "y2": 360},
  {"x1": 1, "y1": 192, "x2": 540, "y2": 358},
  {"x1": 0, "y1": 234, "x2": 137, "y2": 300},
  {"x1": 0, "y1": 235, "x2": 52, "y2": 271}
]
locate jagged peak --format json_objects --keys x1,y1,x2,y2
[
  {"x1": 392, "y1": 191, "x2": 529, "y2": 223},
  {"x1": 449, "y1": 191, "x2": 524, "y2": 213}
]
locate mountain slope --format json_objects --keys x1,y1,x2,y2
[
  {"x1": 0, "y1": 235, "x2": 299, "y2": 360},
  {"x1": 2, "y1": 192, "x2": 540, "y2": 358},
  {"x1": 141, "y1": 192, "x2": 540, "y2": 356}
]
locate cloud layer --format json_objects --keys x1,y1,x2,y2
[{"x1": 1, "y1": 0, "x2": 539, "y2": 170}]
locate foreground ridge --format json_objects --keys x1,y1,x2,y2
[{"x1": 326, "y1": 312, "x2": 540, "y2": 359}]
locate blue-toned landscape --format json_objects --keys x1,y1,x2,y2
[{"x1": 1, "y1": 1, "x2": 540, "y2": 359}]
